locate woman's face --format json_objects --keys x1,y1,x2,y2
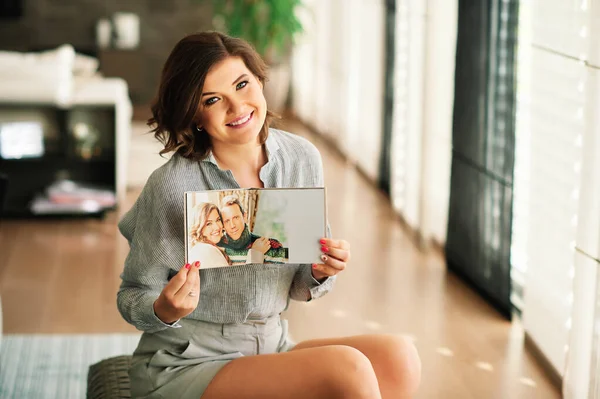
[
  {"x1": 197, "y1": 56, "x2": 267, "y2": 147},
  {"x1": 201, "y1": 209, "x2": 224, "y2": 244}
]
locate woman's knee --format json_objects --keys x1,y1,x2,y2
[
  {"x1": 320, "y1": 345, "x2": 381, "y2": 399},
  {"x1": 379, "y1": 335, "x2": 422, "y2": 394}
]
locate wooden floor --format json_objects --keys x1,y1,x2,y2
[{"x1": 0, "y1": 119, "x2": 560, "y2": 398}]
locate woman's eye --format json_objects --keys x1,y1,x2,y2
[
  {"x1": 236, "y1": 81, "x2": 248, "y2": 90},
  {"x1": 205, "y1": 97, "x2": 218, "y2": 106}
]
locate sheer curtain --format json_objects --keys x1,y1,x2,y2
[
  {"x1": 390, "y1": 0, "x2": 457, "y2": 245},
  {"x1": 291, "y1": 0, "x2": 385, "y2": 182},
  {"x1": 445, "y1": 0, "x2": 519, "y2": 317},
  {"x1": 390, "y1": 0, "x2": 425, "y2": 229},
  {"x1": 509, "y1": 0, "x2": 531, "y2": 311},
  {"x1": 292, "y1": 0, "x2": 456, "y2": 245}
]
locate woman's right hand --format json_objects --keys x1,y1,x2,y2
[
  {"x1": 153, "y1": 261, "x2": 201, "y2": 324},
  {"x1": 251, "y1": 237, "x2": 271, "y2": 254}
]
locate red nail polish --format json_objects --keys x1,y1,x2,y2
[
  {"x1": 194, "y1": 261, "x2": 200, "y2": 267},
  {"x1": 319, "y1": 239, "x2": 327, "y2": 245},
  {"x1": 312, "y1": 264, "x2": 317, "y2": 268},
  {"x1": 185, "y1": 263, "x2": 191, "y2": 269},
  {"x1": 321, "y1": 246, "x2": 329, "y2": 252}
]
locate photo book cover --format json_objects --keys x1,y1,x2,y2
[{"x1": 184, "y1": 188, "x2": 326, "y2": 268}]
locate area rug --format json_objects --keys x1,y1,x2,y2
[{"x1": 0, "y1": 333, "x2": 141, "y2": 399}]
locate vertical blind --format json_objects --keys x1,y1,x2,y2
[{"x1": 515, "y1": 0, "x2": 592, "y2": 376}]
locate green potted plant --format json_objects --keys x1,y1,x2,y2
[{"x1": 210, "y1": 0, "x2": 306, "y2": 112}]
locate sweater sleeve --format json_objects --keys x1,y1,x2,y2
[
  {"x1": 116, "y1": 172, "x2": 186, "y2": 333},
  {"x1": 289, "y1": 264, "x2": 336, "y2": 301}
]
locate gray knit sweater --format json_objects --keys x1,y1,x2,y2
[{"x1": 117, "y1": 129, "x2": 335, "y2": 333}]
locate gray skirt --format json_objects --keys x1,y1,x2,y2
[{"x1": 129, "y1": 315, "x2": 294, "y2": 398}]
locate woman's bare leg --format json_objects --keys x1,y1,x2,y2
[
  {"x1": 201, "y1": 345, "x2": 381, "y2": 399},
  {"x1": 293, "y1": 334, "x2": 422, "y2": 398}
]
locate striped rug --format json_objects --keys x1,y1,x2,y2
[{"x1": 0, "y1": 333, "x2": 141, "y2": 399}]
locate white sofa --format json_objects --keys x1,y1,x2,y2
[{"x1": 0, "y1": 45, "x2": 132, "y2": 205}]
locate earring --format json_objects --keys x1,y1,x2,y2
[{"x1": 196, "y1": 125, "x2": 203, "y2": 132}]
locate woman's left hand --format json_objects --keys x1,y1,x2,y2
[{"x1": 312, "y1": 238, "x2": 351, "y2": 280}]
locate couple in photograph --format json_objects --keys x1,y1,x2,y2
[{"x1": 189, "y1": 195, "x2": 289, "y2": 267}]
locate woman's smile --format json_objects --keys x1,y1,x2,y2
[
  {"x1": 226, "y1": 111, "x2": 254, "y2": 128},
  {"x1": 205, "y1": 223, "x2": 222, "y2": 243}
]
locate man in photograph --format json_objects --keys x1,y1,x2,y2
[{"x1": 218, "y1": 195, "x2": 289, "y2": 264}]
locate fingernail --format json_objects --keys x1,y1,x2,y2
[
  {"x1": 312, "y1": 264, "x2": 317, "y2": 268},
  {"x1": 185, "y1": 263, "x2": 191, "y2": 269},
  {"x1": 321, "y1": 255, "x2": 327, "y2": 262},
  {"x1": 321, "y1": 246, "x2": 329, "y2": 252},
  {"x1": 194, "y1": 261, "x2": 200, "y2": 267},
  {"x1": 319, "y1": 239, "x2": 327, "y2": 245}
]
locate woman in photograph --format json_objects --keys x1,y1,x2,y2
[
  {"x1": 188, "y1": 201, "x2": 270, "y2": 267},
  {"x1": 117, "y1": 31, "x2": 421, "y2": 399}
]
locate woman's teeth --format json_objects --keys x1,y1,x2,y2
[{"x1": 228, "y1": 113, "x2": 251, "y2": 126}]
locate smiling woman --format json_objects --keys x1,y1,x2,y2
[
  {"x1": 117, "y1": 31, "x2": 421, "y2": 399},
  {"x1": 187, "y1": 201, "x2": 266, "y2": 267},
  {"x1": 149, "y1": 33, "x2": 276, "y2": 166}
]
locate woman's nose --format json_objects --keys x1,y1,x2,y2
[{"x1": 228, "y1": 97, "x2": 243, "y2": 114}]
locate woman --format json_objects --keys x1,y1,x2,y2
[
  {"x1": 188, "y1": 202, "x2": 270, "y2": 267},
  {"x1": 117, "y1": 31, "x2": 421, "y2": 399}
]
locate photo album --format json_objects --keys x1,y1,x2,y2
[{"x1": 184, "y1": 188, "x2": 326, "y2": 268}]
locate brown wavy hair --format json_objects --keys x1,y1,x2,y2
[
  {"x1": 189, "y1": 202, "x2": 231, "y2": 265},
  {"x1": 148, "y1": 31, "x2": 277, "y2": 160}
]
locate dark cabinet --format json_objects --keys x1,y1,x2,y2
[{"x1": 0, "y1": 104, "x2": 117, "y2": 217}]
